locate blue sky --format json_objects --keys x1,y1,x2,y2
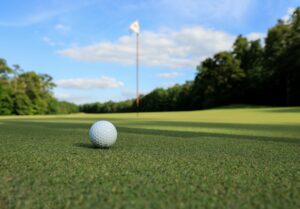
[{"x1": 0, "y1": 0, "x2": 299, "y2": 104}]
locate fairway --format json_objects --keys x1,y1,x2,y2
[{"x1": 0, "y1": 107, "x2": 300, "y2": 209}]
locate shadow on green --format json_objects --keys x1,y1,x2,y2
[
  {"x1": 117, "y1": 126, "x2": 300, "y2": 145},
  {"x1": 74, "y1": 143, "x2": 111, "y2": 150},
  {"x1": 265, "y1": 107, "x2": 300, "y2": 113}
]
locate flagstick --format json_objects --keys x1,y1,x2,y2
[{"x1": 136, "y1": 33, "x2": 139, "y2": 117}]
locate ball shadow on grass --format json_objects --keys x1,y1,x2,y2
[{"x1": 73, "y1": 143, "x2": 110, "y2": 150}]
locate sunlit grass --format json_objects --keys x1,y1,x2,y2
[{"x1": 0, "y1": 107, "x2": 299, "y2": 209}]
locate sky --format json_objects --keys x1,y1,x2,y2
[{"x1": 0, "y1": 0, "x2": 299, "y2": 104}]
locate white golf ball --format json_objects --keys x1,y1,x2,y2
[{"x1": 89, "y1": 121, "x2": 117, "y2": 148}]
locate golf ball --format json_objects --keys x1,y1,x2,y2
[{"x1": 89, "y1": 121, "x2": 117, "y2": 148}]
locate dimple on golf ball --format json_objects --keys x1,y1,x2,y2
[{"x1": 89, "y1": 121, "x2": 117, "y2": 148}]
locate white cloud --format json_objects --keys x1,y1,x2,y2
[
  {"x1": 43, "y1": 36, "x2": 56, "y2": 46},
  {"x1": 43, "y1": 36, "x2": 65, "y2": 47},
  {"x1": 54, "y1": 24, "x2": 70, "y2": 33},
  {"x1": 54, "y1": 93, "x2": 88, "y2": 104},
  {"x1": 156, "y1": 72, "x2": 181, "y2": 78},
  {"x1": 282, "y1": 7, "x2": 296, "y2": 23},
  {"x1": 247, "y1": 32, "x2": 266, "y2": 41},
  {"x1": 56, "y1": 76, "x2": 124, "y2": 89},
  {"x1": 59, "y1": 26, "x2": 235, "y2": 69}
]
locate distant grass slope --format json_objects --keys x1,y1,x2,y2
[{"x1": 0, "y1": 107, "x2": 299, "y2": 209}]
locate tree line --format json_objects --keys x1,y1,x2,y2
[
  {"x1": 0, "y1": 60, "x2": 78, "y2": 115},
  {"x1": 1, "y1": 8, "x2": 299, "y2": 115},
  {"x1": 80, "y1": 8, "x2": 300, "y2": 113},
  {"x1": 79, "y1": 81, "x2": 194, "y2": 113}
]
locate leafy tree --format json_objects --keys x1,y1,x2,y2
[
  {"x1": 264, "y1": 7, "x2": 300, "y2": 105},
  {"x1": 13, "y1": 91, "x2": 33, "y2": 115},
  {"x1": 193, "y1": 52, "x2": 245, "y2": 108},
  {"x1": 0, "y1": 58, "x2": 78, "y2": 115},
  {"x1": 11, "y1": 72, "x2": 55, "y2": 114},
  {"x1": 54, "y1": 101, "x2": 79, "y2": 114},
  {"x1": 264, "y1": 20, "x2": 290, "y2": 105},
  {"x1": 0, "y1": 59, "x2": 13, "y2": 115},
  {"x1": 0, "y1": 59, "x2": 12, "y2": 78},
  {"x1": 0, "y1": 81, "x2": 13, "y2": 115},
  {"x1": 141, "y1": 88, "x2": 170, "y2": 111},
  {"x1": 232, "y1": 35, "x2": 249, "y2": 69},
  {"x1": 232, "y1": 36, "x2": 265, "y2": 104},
  {"x1": 177, "y1": 81, "x2": 193, "y2": 110},
  {"x1": 282, "y1": 8, "x2": 300, "y2": 105}
]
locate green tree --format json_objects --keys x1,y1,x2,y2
[
  {"x1": 0, "y1": 59, "x2": 13, "y2": 115},
  {"x1": 232, "y1": 36, "x2": 265, "y2": 104},
  {"x1": 193, "y1": 52, "x2": 245, "y2": 108},
  {"x1": 141, "y1": 88, "x2": 169, "y2": 111},
  {"x1": 9, "y1": 70, "x2": 63, "y2": 115},
  {"x1": 0, "y1": 81, "x2": 13, "y2": 115},
  {"x1": 0, "y1": 59, "x2": 12, "y2": 78},
  {"x1": 178, "y1": 81, "x2": 193, "y2": 110},
  {"x1": 282, "y1": 8, "x2": 300, "y2": 105},
  {"x1": 264, "y1": 7, "x2": 300, "y2": 105},
  {"x1": 13, "y1": 91, "x2": 33, "y2": 115},
  {"x1": 165, "y1": 84, "x2": 182, "y2": 110},
  {"x1": 264, "y1": 20, "x2": 290, "y2": 105}
]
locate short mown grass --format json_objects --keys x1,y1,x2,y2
[{"x1": 0, "y1": 107, "x2": 299, "y2": 209}]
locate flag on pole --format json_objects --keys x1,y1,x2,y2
[
  {"x1": 129, "y1": 20, "x2": 140, "y2": 113},
  {"x1": 130, "y1": 20, "x2": 140, "y2": 34}
]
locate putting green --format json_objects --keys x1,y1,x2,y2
[{"x1": 0, "y1": 107, "x2": 299, "y2": 209}]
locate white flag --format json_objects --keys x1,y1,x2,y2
[{"x1": 130, "y1": 20, "x2": 140, "y2": 34}]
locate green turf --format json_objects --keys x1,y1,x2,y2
[{"x1": 0, "y1": 107, "x2": 299, "y2": 209}]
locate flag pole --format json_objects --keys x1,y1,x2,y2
[
  {"x1": 136, "y1": 32, "x2": 139, "y2": 115},
  {"x1": 130, "y1": 20, "x2": 140, "y2": 116}
]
